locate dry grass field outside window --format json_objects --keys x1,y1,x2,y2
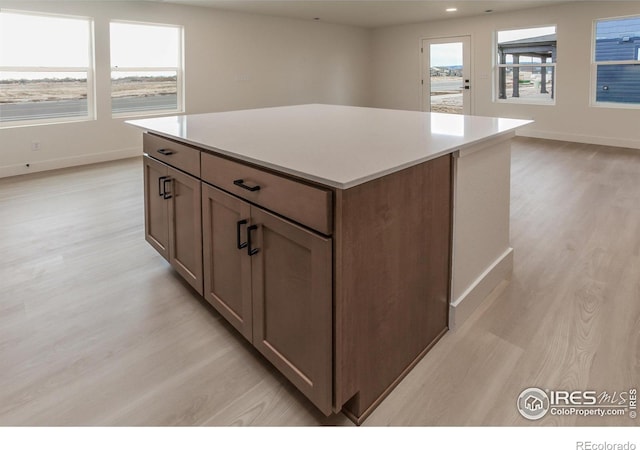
[{"x1": 0, "y1": 78, "x2": 176, "y2": 104}]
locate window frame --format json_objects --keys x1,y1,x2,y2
[
  {"x1": 591, "y1": 14, "x2": 640, "y2": 110},
  {"x1": 494, "y1": 24, "x2": 558, "y2": 106},
  {"x1": 109, "y1": 19, "x2": 184, "y2": 118},
  {"x1": 0, "y1": 10, "x2": 95, "y2": 128}
]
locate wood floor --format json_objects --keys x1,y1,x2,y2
[{"x1": 0, "y1": 137, "x2": 638, "y2": 426}]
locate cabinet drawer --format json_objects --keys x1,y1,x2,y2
[
  {"x1": 201, "y1": 152, "x2": 332, "y2": 235},
  {"x1": 144, "y1": 133, "x2": 201, "y2": 177}
]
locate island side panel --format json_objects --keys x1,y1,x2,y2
[
  {"x1": 334, "y1": 154, "x2": 452, "y2": 421},
  {"x1": 449, "y1": 134, "x2": 514, "y2": 328}
]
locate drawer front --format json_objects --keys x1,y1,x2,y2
[
  {"x1": 201, "y1": 152, "x2": 332, "y2": 235},
  {"x1": 144, "y1": 133, "x2": 201, "y2": 177}
]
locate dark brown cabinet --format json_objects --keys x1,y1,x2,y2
[
  {"x1": 201, "y1": 184, "x2": 253, "y2": 339},
  {"x1": 143, "y1": 154, "x2": 203, "y2": 295},
  {"x1": 142, "y1": 131, "x2": 451, "y2": 424},
  {"x1": 143, "y1": 155, "x2": 170, "y2": 260},
  {"x1": 201, "y1": 183, "x2": 333, "y2": 414},
  {"x1": 251, "y1": 206, "x2": 332, "y2": 414}
]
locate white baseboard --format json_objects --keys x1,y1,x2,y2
[
  {"x1": 449, "y1": 247, "x2": 513, "y2": 329},
  {"x1": 0, "y1": 147, "x2": 141, "y2": 178},
  {"x1": 516, "y1": 129, "x2": 640, "y2": 150}
]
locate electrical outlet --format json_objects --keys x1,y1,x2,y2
[{"x1": 31, "y1": 141, "x2": 41, "y2": 151}]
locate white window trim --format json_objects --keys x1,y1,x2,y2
[
  {"x1": 109, "y1": 20, "x2": 184, "y2": 118},
  {"x1": 0, "y1": 10, "x2": 95, "y2": 128},
  {"x1": 590, "y1": 14, "x2": 640, "y2": 110}
]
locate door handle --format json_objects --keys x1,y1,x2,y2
[
  {"x1": 236, "y1": 219, "x2": 248, "y2": 249},
  {"x1": 162, "y1": 178, "x2": 172, "y2": 199},
  {"x1": 157, "y1": 148, "x2": 174, "y2": 156},
  {"x1": 247, "y1": 224, "x2": 259, "y2": 256},
  {"x1": 158, "y1": 176, "x2": 168, "y2": 197},
  {"x1": 233, "y1": 179, "x2": 261, "y2": 192}
]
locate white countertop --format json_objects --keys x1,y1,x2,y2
[{"x1": 127, "y1": 104, "x2": 532, "y2": 189}]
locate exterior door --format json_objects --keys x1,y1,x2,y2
[
  {"x1": 250, "y1": 206, "x2": 333, "y2": 415},
  {"x1": 422, "y1": 36, "x2": 471, "y2": 114},
  {"x1": 167, "y1": 166, "x2": 203, "y2": 295},
  {"x1": 202, "y1": 184, "x2": 253, "y2": 340},
  {"x1": 143, "y1": 155, "x2": 169, "y2": 260}
]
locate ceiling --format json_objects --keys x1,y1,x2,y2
[{"x1": 148, "y1": 0, "x2": 575, "y2": 28}]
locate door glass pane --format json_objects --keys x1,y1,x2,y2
[{"x1": 430, "y1": 42, "x2": 463, "y2": 114}]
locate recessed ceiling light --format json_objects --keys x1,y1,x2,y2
[{"x1": 446, "y1": 8, "x2": 458, "y2": 12}]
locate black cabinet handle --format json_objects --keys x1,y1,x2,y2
[
  {"x1": 236, "y1": 219, "x2": 248, "y2": 249},
  {"x1": 158, "y1": 176, "x2": 168, "y2": 197},
  {"x1": 247, "y1": 225, "x2": 259, "y2": 256},
  {"x1": 162, "y1": 178, "x2": 172, "y2": 199},
  {"x1": 157, "y1": 148, "x2": 174, "y2": 156},
  {"x1": 233, "y1": 179, "x2": 261, "y2": 192}
]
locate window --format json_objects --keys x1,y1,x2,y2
[
  {"x1": 110, "y1": 21, "x2": 183, "y2": 117},
  {"x1": 496, "y1": 26, "x2": 557, "y2": 104},
  {"x1": 593, "y1": 15, "x2": 640, "y2": 107},
  {"x1": 0, "y1": 11, "x2": 94, "y2": 126}
]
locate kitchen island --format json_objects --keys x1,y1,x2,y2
[{"x1": 128, "y1": 104, "x2": 531, "y2": 424}]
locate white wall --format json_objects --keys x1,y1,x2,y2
[
  {"x1": 0, "y1": 1, "x2": 372, "y2": 177},
  {"x1": 371, "y1": 1, "x2": 640, "y2": 149},
  {"x1": 3, "y1": 1, "x2": 638, "y2": 178}
]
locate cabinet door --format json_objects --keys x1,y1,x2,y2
[
  {"x1": 167, "y1": 167, "x2": 203, "y2": 295},
  {"x1": 250, "y1": 207, "x2": 333, "y2": 415},
  {"x1": 143, "y1": 155, "x2": 169, "y2": 260},
  {"x1": 201, "y1": 184, "x2": 253, "y2": 340}
]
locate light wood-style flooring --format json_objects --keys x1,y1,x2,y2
[{"x1": 0, "y1": 137, "x2": 638, "y2": 426}]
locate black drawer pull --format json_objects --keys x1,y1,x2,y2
[
  {"x1": 247, "y1": 225, "x2": 259, "y2": 256},
  {"x1": 158, "y1": 176, "x2": 168, "y2": 197},
  {"x1": 236, "y1": 219, "x2": 248, "y2": 249},
  {"x1": 162, "y1": 178, "x2": 172, "y2": 199},
  {"x1": 233, "y1": 179, "x2": 261, "y2": 192},
  {"x1": 157, "y1": 148, "x2": 174, "y2": 156}
]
